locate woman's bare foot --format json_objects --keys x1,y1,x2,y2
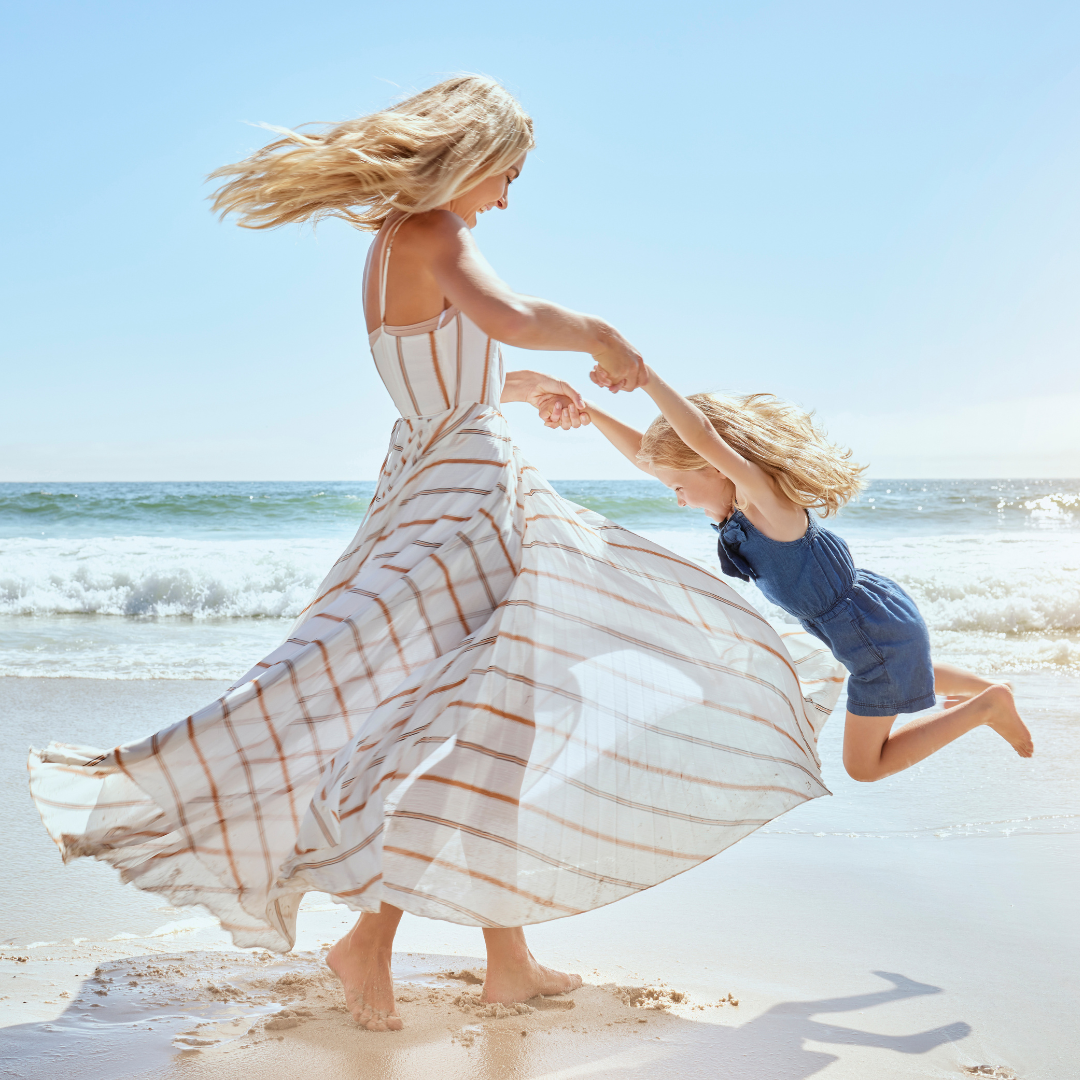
[
  {"x1": 326, "y1": 907, "x2": 404, "y2": 1031},
  {"x1": 481, "y1": 927, "x2": 582, "y2": 1004},
  {"x1": 980, "y1": 683, "x2": 1034, "y2": 757}
]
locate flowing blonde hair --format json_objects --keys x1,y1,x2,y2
[
  {"x1": 208, "y1": 75, "x2": 534, "y2": 231},
  {"x1": 639, "y1": 393, "x2": 866, "y2": 517}
]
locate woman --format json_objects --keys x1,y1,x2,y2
[{"x1": 29, "y1": 75, "x2": 844, "y2": 1032}]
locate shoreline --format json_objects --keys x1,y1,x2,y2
[{"x1": 5, "y1": 674, "x2": 1078, "y2": 1078}]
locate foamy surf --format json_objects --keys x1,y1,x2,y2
[{"x1": 2, "y1": 479, "x2": 1080, "y2": 677}]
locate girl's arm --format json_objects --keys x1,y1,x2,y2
[
  {"x1": 413, "y1": 212, "x2": 647, "y2": 392},
  {"x1": 577, "y1": 400, "x2": 650, "y2": 471}
]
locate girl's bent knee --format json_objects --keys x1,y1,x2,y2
[{"x1": 843, "y1": 758, "x2": 882, "y2": 783}]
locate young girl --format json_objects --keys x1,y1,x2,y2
[{"x1": 562, "y1": 367, "x2": 1034, "y2": 781}]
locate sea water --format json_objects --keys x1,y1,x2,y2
[
  {"x1": 2, "y1": 478, "x2": 1079, "y2": 679},
  {"x1": 2, "y1": 478, "x2": 1078, "y2": 945}
]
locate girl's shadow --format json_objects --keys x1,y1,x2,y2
[{"x1": 577, "y1": 969, "x2": 971, "y2": 1080}]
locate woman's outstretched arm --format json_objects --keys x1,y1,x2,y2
[{"x1": 411, "y1": 212, "x2": 647, "y2": 392}]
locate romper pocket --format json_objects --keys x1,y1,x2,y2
[{"x1": 812, "y1": 598, "x2": 890, "y2": 685}]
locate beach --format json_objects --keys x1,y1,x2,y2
[
  {"x1": 3, "y1": 479, "x2": 1079, "y2": 1078},
  {"x1": 4, "y1": 673, "x2": 1078, "y2": 1078}
]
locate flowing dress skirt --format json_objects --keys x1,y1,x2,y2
[{"x1": 29, "y1": 403, "x2": 844, "y2": 950}]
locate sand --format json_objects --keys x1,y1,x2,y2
[{"x1": 3, "y1": 676, "x2": 1078, "y2": 1079}]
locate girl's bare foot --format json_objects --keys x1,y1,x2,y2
[
  {"x1": 980, "y1": 683, "x2": 1034, "y2": 757},
  {"x1": 326, "y1": 908, "x2": 404, "y2": 1031},
  {"x1": 481, "y1": 927, "x2": 582, "y2": 1004}
]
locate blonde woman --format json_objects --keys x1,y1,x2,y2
[
  {"x1": 30, "y1": 76, "x2": 846, "y2": 1032},
  {"x1": 578, "y1": 365, "x2": 1034, "y2": 782}
]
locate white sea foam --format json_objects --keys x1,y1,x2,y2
[
  {"x1": 0, "y1": 536, "x2": 341, "y2": 619},
  {"x1": 3, "y1": 529, "x2": 1080, "y2": 677}
]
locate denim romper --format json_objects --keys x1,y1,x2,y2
[{"x1": 713, "y1": 510, "x2": 936, "y2": 717}]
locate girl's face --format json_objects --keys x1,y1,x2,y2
[
  {"x1": 653, "y1": 465, "x2": 737, "y2": 523},
  {"x1": 447, "y1": 153, "x2": 527, "y2": 227}
]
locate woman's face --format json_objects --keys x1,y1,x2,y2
[
  {"x1": 653, "y1": 465, "x2": 737, "y2": 523},
  {"x1": 447, "y1": 153, "x2": 527, "y2": 227}
]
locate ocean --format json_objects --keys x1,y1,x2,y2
[
  {"x1": 2, "y1": 478, "x2": 1079, "y2": 681},
  {"x1": 3, "y1": 477, "x2": 1079, "y2": 950}
]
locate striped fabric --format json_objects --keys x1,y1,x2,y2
[{"x1": 28, "y1": 220, "x2": 845, "y2": 951}]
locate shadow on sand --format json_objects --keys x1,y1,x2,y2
[
  {"x1": 0, "y1": 960, "x2": 971, "y2": 1080},
  {"x1": 462, "y1": 969, "x2": 972, "y2": 1080}
]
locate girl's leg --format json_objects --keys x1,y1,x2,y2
[
  {"x1": 327, "y1": 907, "x2": 582, "y2": 1028},
  {"x1": 843, "y1": 683, "x2": 1033, "y2": 783},
  {"x1": 932, "y1": 661, "x2": 1009, "y2": 706},
  {"x1": 481, "y1": 927, "x2": 582, "y2": 1003}
]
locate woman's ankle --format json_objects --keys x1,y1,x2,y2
[
  {"x1": 483, "y1": 927, "x2": 532, "y2": 967},
  {"x1": 342, "y1": 906, "x2": 403, "y2": 953}
]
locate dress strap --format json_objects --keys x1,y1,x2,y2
[{"x1": 378, "y1": 214, "x2": 410, "y2": 325}]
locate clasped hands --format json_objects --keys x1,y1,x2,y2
[
  {"x1": 536, "y1": 360, "x2": 646, "y2": 429},
  {"x1": 504, "y1": 356, "x2": 645, "y2": 432}
]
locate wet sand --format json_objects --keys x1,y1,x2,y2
[{"x1": 3, "y1": 677, "x2": 1078, "y2": 1079}]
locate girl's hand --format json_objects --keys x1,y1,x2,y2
[
  {"x1": 590, "y1": 328, "x2": 647, "y2": 393},
  {"x1": 538, "y1": 393, "x2": 592, "y2": 429}
]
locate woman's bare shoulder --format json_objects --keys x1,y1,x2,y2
[{"x1": 394, "y1": 209, "x2": 469, "y2": 251}]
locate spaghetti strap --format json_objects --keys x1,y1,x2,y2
[{"x1": 378, "y1": 214, "x2": 410, "y2": 325}]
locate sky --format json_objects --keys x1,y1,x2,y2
[{"x1": 2, "y1": 0, "x2": 1078, "y2": 481}]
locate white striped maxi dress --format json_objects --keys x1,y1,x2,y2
[{"x1": 28, "y1": 217, "x2": 845, "y2": 951}]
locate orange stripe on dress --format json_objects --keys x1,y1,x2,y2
[
  {"x1": 477, "y1": 506, "x2": 516, "y2": 571},
  {"x1": 406, "y1": 773, "x2": 520, "y2": 805},
  {"x1": 387, "y1": 811, "x2": 648, "y2": 890},
  {"x1": 383, "y1": 845, "x2": 582, "y2": 915},
  {"x1": 428, "y1": 331, "x2": 451, "y2": 410},
  {"x1": 335, "y1": 872, "x2": 383, "y2": 898},
  {"x1": 184, "y1": 714, "x2": 245, "y2": 892},
  {"x1": 430, "y1": 553, "x2": 472, "y2": 635},
  {"x1": 254, "y1": 681, "x2": 301, "y2": 834}
]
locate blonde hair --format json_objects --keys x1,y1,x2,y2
[
  {"x1": 208, "y1": 74, "x2": 534, "y2": 232},
  {"x1": 639, "y1": 393, "x2": 866, "y2": 517}
]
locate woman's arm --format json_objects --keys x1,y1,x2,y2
[{"x1": 413, "y1": 212, "x2": 647, "y2": 391}]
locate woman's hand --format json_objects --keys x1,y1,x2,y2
[{"x1": 502, "y1": 370, "x2": 591, "y2": 428}]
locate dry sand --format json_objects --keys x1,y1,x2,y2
[{"x1": 3, "y1": 676, "x2": 1078, "y2": 1079}]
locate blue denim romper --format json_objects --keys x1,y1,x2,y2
[{"x1": 713, "y1": 510, "x2": 936, "y2": 717}]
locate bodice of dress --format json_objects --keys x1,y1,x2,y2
[
  {"x1": 714, "y1": 509, "x2": 858, "y2": 620},
  {"x1": 367, "y1": 215, "x2": 505, "y2": 418}
]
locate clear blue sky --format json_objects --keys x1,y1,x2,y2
[{"x1": 3, "y1": 0, "x2": 1078, "y2": 480}]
